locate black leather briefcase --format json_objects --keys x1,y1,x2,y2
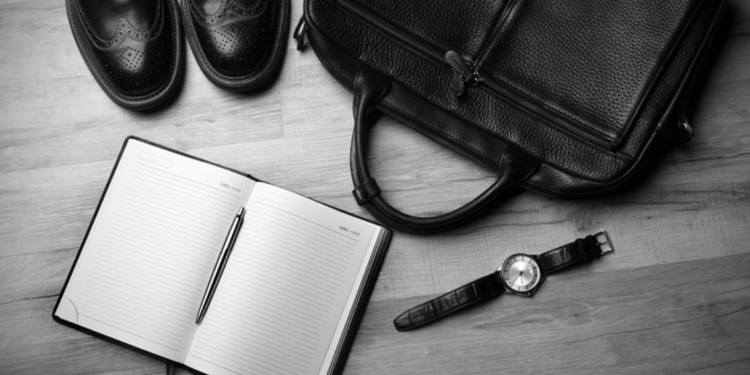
[{"x1": 295, "y1": 0, "x2": 727, "y2": 233}]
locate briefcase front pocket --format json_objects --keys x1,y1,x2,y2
[
  {"x1": 475, "y1": 0, "x2": 706, "y2": 150},
  {"x1": 316, "y1": 0, "x2": 708, "y2": 152}
]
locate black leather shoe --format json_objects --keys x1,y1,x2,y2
[
  {"x1": 66, "y1": 0, "x2": 184, "y2": 110},
  {"x1": 182, "y1": 0, "x2": 291, "y2": 92}
]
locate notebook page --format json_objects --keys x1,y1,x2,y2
[
  {"x1": 185, "y1": 183, "x2": 383, "y2": 375},
  {"x1": 55, "y1": 138, "x2": 254, "y2": 362}
]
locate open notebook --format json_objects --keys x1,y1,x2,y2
[{"x1": 53, "y1": 137, "x2": 392, "y2": 375}]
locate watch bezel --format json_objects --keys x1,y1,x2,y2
[{"x1": 498, "y1": 253, "x2": 546, "y2": 297}]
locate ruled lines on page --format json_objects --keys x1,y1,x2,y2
[
  {"x1": 186, "y1": 183, "x2": 380, "y2": 375},
  {"x1": 55, "y1": 139, "x2": 254, "y2": 362}
]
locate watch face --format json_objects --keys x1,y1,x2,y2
[{"x1": 500, "y1": 254, "x2": 542, "y2": 294}]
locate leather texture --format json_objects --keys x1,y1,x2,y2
[
  {"x1": 537, "y1": 234, "x2": 605, "y2": 275},
  {"x1": 182, "y1": 0, "x2": 291, "y2": 91},
  {"x1": 393, "y1": 271, "x2": 505, "y2": 332},
  {"x1": 299, "y1": 0, "x2": 727, "y2": 233},
  {"x1": 66, "y1": 0, "x2": 184, "y2": 110}
]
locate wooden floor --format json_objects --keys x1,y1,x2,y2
[{"x1": 2, "y1": 0, "x2": 749, "y2": 374}]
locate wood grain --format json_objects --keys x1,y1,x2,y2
[
  {"x1": 1, "y1": 0, "x2": 749, "y2": 374},
  {"x1": 346, "y1": 254, "x2": 750, "y2": 375}
]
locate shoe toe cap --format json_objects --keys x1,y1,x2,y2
[
  {"x1": 184, "y1": 0, "x2": 290, "y2": 91},
  {"x1": 195, "y1": 18, "x2": 272, "y2": 77},
  {"x1": 97, "y1": 39, "x2": 174, "y2": 97},
  {"x1": 67, "y1": 0, "x2": 183, "y2": 110}
]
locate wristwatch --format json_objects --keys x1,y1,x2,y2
[{"x1": 393, "y1": 231, "x2": 614, "y2": 331}]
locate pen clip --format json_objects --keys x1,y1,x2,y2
[{"x1": 195, "y1": 207, "x2": 246, "y2": 324}]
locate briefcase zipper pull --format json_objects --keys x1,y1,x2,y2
[{"x1": 445, "y1": 50, "x2": 483, "y2": 97}]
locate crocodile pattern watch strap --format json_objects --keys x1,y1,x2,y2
[
  {"x1": 393, "y1": 271, "x2": 505, "y2": 331},
  {"x1": 537, "y1": 234, "x2": 605, "y2": 275}
]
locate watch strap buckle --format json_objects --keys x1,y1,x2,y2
[{"x1": 594, "y1": 231, "x2": 615, "y2": 255}]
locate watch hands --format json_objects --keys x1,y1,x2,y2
[
  {"x1": 510, "y1": 275, "x2": 521, "y2": 286},
  {"x1": 514, "y1": 269, "x2": 526, "y2": 286}
]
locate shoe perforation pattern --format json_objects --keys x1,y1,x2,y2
[
  {"x1": 193, "y1": 12, "x2": 271, "y2": 76},
  {"x1": 97, "y1": 38, "x2": 171, "y2": 96},
  {"x1": 66, "y1": 0, "x2": 184, "y2": 109}
]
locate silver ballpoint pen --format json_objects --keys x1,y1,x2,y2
[{"x1": 195, "y1": 206, "x2": 245, "y2": 324}]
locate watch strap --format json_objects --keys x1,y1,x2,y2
[
  {"x1": 537, "y1": 232, "x2": 613, "y2": 275},
  {"x1": 393, "y1": 271, "x2": 505, "y2": 331}
]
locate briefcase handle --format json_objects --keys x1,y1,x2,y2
[{"x1": 349, "y1": 65, "x2": 539, "y2": 233}]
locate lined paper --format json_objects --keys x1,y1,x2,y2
[
  {"x1": 55, "y1": 139, "x2": 254, "y2": 362},
  {"x1": 186, "y1": 183, "x2": 381, "y2": 375},
  {"x1": 55, "y1": 138, "x2": 388, "y2": 373}
]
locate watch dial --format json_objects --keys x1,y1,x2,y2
[{"x1": 500, "y1": 255, "x2": 541, "y2": 293}]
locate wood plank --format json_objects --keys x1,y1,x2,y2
[{"x1": 344, "y1": 253, "x2": 750, "y2": 375}]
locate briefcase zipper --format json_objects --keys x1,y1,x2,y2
[
  {"x1": 445, "y1": 52, "x2": 613, "y2": 149},
  {"x1": 334, "y1": 0, "x2": 615, "y2": 150},
  {"x1": 337, "y1": 0, "x2": 450, "y2": 68}
]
